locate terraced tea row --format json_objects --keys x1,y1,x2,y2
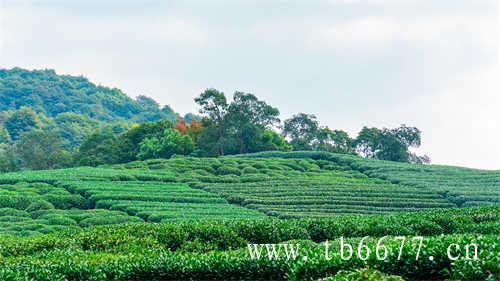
[
  {"x1": 0, "y1": 206, "x2": 141, "y2": 236},
  {"x1": 0, "y1": 179, "x2": 144, "y2": 236},
  {"x1": 0, "y1": 181, "x2": 85, "y2": 210},
  {"x1": 194, "y1": 178, "x2": 454, "y2": 217},
  {"x1": 0, "y1": 168, "x2": 265, "y2": 235},
  {"x1": 0, "y1": 206, "x2": 497, "y2": 281},
  {"x1": 0, "y1": 166, "x2": 176, "y2": 183},
  {"x1": 116, "y1": 157, "x2": 456, "y2": 217},
  {"x1": 244, "y1": 151, "x2": 500, "y2": 207},
  {"x1": 61, "y1": 180, "x2": 263, "y2": 221},
  {"x1": 1, "y1": 153, "x2": 497, "y2": 235}
]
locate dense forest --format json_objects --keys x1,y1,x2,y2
[
  {"x1": 0, "y1": 68, "x2": 179, "y2": 122},
  {"x1": 0, "y1": 68, "x2": 429, "y2": 172}
]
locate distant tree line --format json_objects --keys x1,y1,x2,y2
[{"x1": 0, "y1": 87, "x2": 429, "y2": 172}]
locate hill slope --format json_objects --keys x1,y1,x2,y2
[
  {"x1": 243, "y1": 151, "x2": 500, "y2": 207},
  {"x1": 0, "y1": 67, "x2": 177, "y2": 123},
  {"x1": 0, "y1": 152, "x2": 498, "y2": 236}
]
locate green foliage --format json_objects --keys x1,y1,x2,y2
[
  {"x1": 0, "y1": 144, "x2": 17, "y2": 172},
  {"x1": 116, "y1": 119, "x2": 173, "y2": 162},
  {"x1": 15, "y1": 130, "x2": 73, "y2": 170},
  {"x1": 315, "y1": 128, "x2": 354, "y2": 154},
  {"x1": 0, "y1": 151, "x2": 496, "y2": 279},
  {"x1": 0, "y1": 210, "x2": 496, "y2": 280},
  {"x1": 320, "y1": 268, "x2": 405, "y2": 281},
  {"x1": 257, "y1": 129, "x2": 292, "y2": 152},
  {"x1": 25, "y1": 201, "x2": 55, "y2": 212},
  {"x1": 354, "y1": 125, "x2": 427, "y2": 163},
  {"x1": 283, "y1": 113, "x2": 320, "y2": 150},
  {"x1": 137, "y1": 156, "x2": 453, "y2": 217},
  {"x1": 283, "y1": 114, "x2": 354, "y2": 154},
  {"x1": 0, "y1": 68, "x2": 186, "y2": 169},
  {"x1": 54, "y1": 112, "x2": 102, "y2": 149},
  {"x1": 0, "y1": 123, "x2": 11, "y2": 143},
  {"x1": 244, "y1": 151, "x2": 500, "y2": 207},
  {"x1": 195, "y1": 89, "x2": 285, "y2": 156},
  {"x1": 4, "y1": 106, "x2": 41, "y2": 141},
  {"x1": 75, "y1": 129, "x2": 119, "y2": 166},
  {"x1": 0, "y1": 68, "x2": 177, "y2": 123},
  {"x1": 195, "y1": 88, "x2": 231, "y2": 156},
  {"x1": 0, "y1": 68, "x2": 434, "y2": 171},
  {"x1": 227, "y1": 92, "x2": 280, "y2": 153},
  {"x1": 137, "y1": 128, "x2": 194, "y2": 160}
]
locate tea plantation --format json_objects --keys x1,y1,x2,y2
[
  {"x1": 0, "y1": 206, "x2": 497, "y2": 280},
  {"x1": 0, "y1": 152, "x2": 498, "y2": 280},
  {"x1": 245, "y1": 151, "x2": 500, "y2": 207}
]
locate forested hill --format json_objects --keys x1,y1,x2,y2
[{"x1": 0, "y1": 67, "x2": 177, "y2": 123}]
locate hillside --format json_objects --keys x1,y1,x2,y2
[
  {"x1": 0, "y1": 152, "x2": 498, "y2": 280},
  {"x1": 0, "y1": 68, "x2": 178, "y2": 123},
  {"x1": 243, "y1": 151, "x2": 500, "y2": 207},
  {"x1": 0, "y1": 152, "x2": 497, "y2": 235}
]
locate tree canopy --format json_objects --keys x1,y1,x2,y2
[
  {"x1": 195, "y1": 89, "x2": 285, "y2": 156},
  {"x1": 0, "y1": 68, "x2": 178, "y2": 123}
]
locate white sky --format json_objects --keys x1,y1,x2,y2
[{"x1": 0, "y1": 0, "x2": 498, "y2": 169}]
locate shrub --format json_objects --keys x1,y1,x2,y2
[
  {"x1": 41, "y1": 214, "x2": 77, "y2": 226},
  {"x1": 0, "y1": 208, "x2": 30, "y2": 217},
  {"x1": 319, "y1": 268, "x2": 405, "y2": 281},
  {"x1": 241, "y1": 166, "x2": 258, "y2": 174},
  {"x1": 216, "y1": 166, "x2": 241, "y2": 176},
  {"x1": 25, "y1": 201, "x2": 55, "y2": 212},
  {"x1": 78, "y1": 216, "x2": 143, "y2": 228}
]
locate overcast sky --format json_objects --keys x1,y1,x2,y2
[{"x1": 0, "y1": 0, "x2": 498, "y2": 169}]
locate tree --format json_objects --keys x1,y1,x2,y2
[
  {"x1": 315, "y1": 128, "x2": 354, "y2": 153},
  {"x1": 116, "y1": 119, "x2": 173, "y2": 162},
  {"x1": 194, "y1": 89, "x2": 229, "y2": 156},
  {"x1": 392, "y1": 125, "x2": 421, "y2": 148},
  {"x1": 283, "y1": 113, "x2": 319, "y2": 150},
  {"x1": 161, "y1": 105, "x2": 178, "y2": 123},
  {"x1": 15, "y1": 130, "x2": 72, "y2": 170},
  {"x1": 183, "y1": 113, "x2": 201, "y2": 124},
  {"x1": 185, "y1": 119, "x2": 203, "y2": 144},
  {"x1": 375, "y1": 129, "x2": 409, "y2": 162},
  {"x1": 354, "y1": 125, "x2": 427, "y2": 163},
  {"x1": 137, "y1": 128, "x2": 194, "y2": 160},
  {"x1": 409, "y1": 153, "x2": 431, "y2": 164},
  {"x1": 0, "y1": 144, "x2": 17, "y2": 172},
  {"x1": 54, "y1": 112, "x2": 102, "y2": 149},
  {"x1": 75, "y1": 129, "x2": 119, "y2": 166},
  {"x1": 0, "y1": 68, "x2": 177, "y2": 123},
  {"x1": 0, "y1": 124, "x2": 11, "y2": 143},
  {"x1": 226, "y1": 92, "x2": 280, "y2": 153},
  {"x1": 195, "y1": 89, "x2": 282, "y2": 155},
  {"x1": 256, "y1": 129, "x2": 292, "y2": 152},
  {"x1": 136, "y1": 95, "x2": 165, "y2": 122},
  {"x1": 174, "y1": 118, "x2": 188, "y2": 134},
  {"x1": 354, "y1": 127, "x2": 382, "y2": 158},
  {"x1": 4, "y1": 106, "x2": 41, "y2": 141}
]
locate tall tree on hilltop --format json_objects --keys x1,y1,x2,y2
[
  {"x1": 195, "y1": 89, "x2": 284, "y2": 156},
  {"x1": 226, "y1": 92, "x2": 280, "y2": 153},
  {"x1": 195, "y1": 89, "x2": 229, "y2": 156},
  {"x1": 354, "y1": 125, "x2": 428, "y2": 163},
  {"x1": 282, "y1": 113, "x2": 319, "y2": 150},
  {"x1": 315, "y1": 127, "x2": 354, "y2": 154}
]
